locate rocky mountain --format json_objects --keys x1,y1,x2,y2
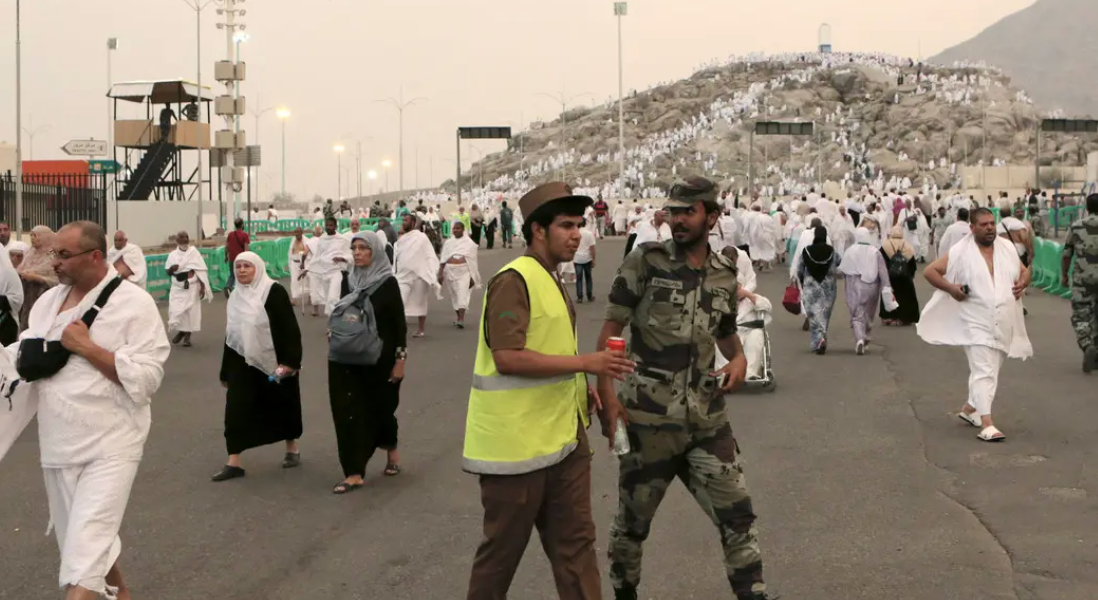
[
  {"x1": 931, "y1": 0, "x2": 1098, "y2": 118},
  {"x1": 454, "y1": 53, "x2": 1098, "y2": 199}
]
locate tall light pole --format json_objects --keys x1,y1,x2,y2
[
  {"x1": 382, "y1": 159, "x2": 392, "y2": 194},
  {"x1": 334, "y1": 145, "x2": 345, "y2": 199},
  {"x1": 368, "y1": 170, "x2": 378, "y2": 196},
  {"x1": 376, "y1": 87, "x2": 427, "y2": 196},
  {"x1": 21, "y1": 117, "x2": 50, "y2": 161},
  {"x1": 342, "y1": 135, "x2": 373, "y2": 198},
  {"x1": 107, "y1": 37, "x2": 118, "y2": 207},
  {"x1": 14, "y1": 0, "x2": 22, "y2": 234},
  {"x1": 276, "y1": 108, "x2": 290, "y2": 198},
  {"x1": 250, "y1": 95, "x2": 275, "y2": 204},
  {"x1": 614, "y1": 2, "x2": 628, "y2": 195},
  {"x1": 535, "y1": 90, "x2": 593, "y2": 180},
  {"x1": 182, "y1": 0, "x2": 217, "y2": 238}
]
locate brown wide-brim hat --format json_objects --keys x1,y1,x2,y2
[{"x1": 519, "y1": 182, "x2": 593, "y2": 219}]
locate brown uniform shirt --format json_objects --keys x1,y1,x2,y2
[{"x1": 484, "y1": 251, "x2": 577, "y2": 350}]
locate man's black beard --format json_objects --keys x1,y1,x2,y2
[{"x1": 976, "y1": 236, "x2": 995, "y2": 247}]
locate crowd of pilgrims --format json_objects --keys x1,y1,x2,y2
[{"x1": 431, "y1": 51, "x2": 1026, "y2": 208}]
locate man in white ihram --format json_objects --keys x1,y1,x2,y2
[
  {"x1": 106, "y1": 231, "x2": 146, "y2": 290},
  {"x1": 164, "y1": 231, "x2": 211, "y2": 347},
  {"x1": 5, "y1": 221, "x2": 170, "y2": 600},
  {"x1": 309, "y1": 217, "x2": 351, "y2": 315},
  {"x1": 918, "y1": 208, "x2": 1032, "y2": 442}
]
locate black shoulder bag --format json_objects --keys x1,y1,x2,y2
[{"x1": 16, "y1": 277, "x2": 124, "y2": 382}]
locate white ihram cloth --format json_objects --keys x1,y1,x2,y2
[
  {"x1": 937, "y1": 221, "x2": 970, "y2": 258},
  {"x1": 394, "y1": 230, "x2": 441, "y2": 318},
  {"x1": 226, "y1": 252, "x2": 278, "y2": 376},
  {"x1": 2, "y1": 267, "x2": 169, "y2": 599},
  {"x1": 105, "y1": 243, "x2": 147, "y2": 290},
  {"x1": 998, "y1": 217, "x2": 1029, "y2": 257},
  {"x1": 897, "y1": 208, "x2": 930, "y2": 259},
  {"x1": 0, "y1": 245, "x2": 24, "y2": 325},
  {"x1": 708, "y1": 216, "x2": 739, "y2": 253},
  {"x1": 308, "y1": 234, "x2": 351, "y2": 315},
  {"x1": 439, "y1": 232, "x2": 482, "y2": 311},
  {"x1": 917, "y1": 235, "x2": 1032, "y2": 416},
  {"x1": 633, "y1": 220, "x2": 671, "y2": 246},
  {"x1": 287, "y1": 237, "x2": 310, "y2": 301},
  {"x1": 714, "y1": 252, "x2": 768, "y2": 379},
  {"x1": 612, "y1": 204, "x2": 629, "y2": 233},
  {"x1": 744, "y1": 211, "x2": 777, "y2": 262},
  {"x1": 165, "y1": 246, "x2": 211, "y2": 335}
]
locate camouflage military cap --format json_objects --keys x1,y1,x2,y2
[{"x1": 664, "y1": 175, "x2": 720, "y2": 210}]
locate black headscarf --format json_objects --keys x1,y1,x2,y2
[{"x1": 802, "y1": 226, "x2": 835, "y2": 283}]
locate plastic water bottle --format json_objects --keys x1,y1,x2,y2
[{"x1": 612, "y1": 417, "x2": 631, "y2": 456}]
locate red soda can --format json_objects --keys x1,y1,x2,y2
[{"x1": 606, "y1": 337, "x2": 626, "y2": 353}]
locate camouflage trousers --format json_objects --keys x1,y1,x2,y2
[
  {"x1": 1071, "y1": 286, "x2": 1098, "y2": 350},
  {"x1": 608, "y1": 422, "x2": 765, "y2": 599}
]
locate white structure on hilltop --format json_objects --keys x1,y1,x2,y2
[{"x1": 819, "y1": 24, "x2": 833, "y2": 54}]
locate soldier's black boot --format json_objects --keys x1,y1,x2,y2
[
  {"x1": 738, "y1": 593, "x2": 780, "y2": 600},
  {"x1": 613, "y1": 586, "x2": 638, "y2": 600}
]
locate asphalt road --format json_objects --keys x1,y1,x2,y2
[{"x1": 2, "y1": 236, "x2": 1095, "y2": 600}]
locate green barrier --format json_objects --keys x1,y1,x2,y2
[
  {"x1": 1033, "y1": 237, "x2": 1074, "y2": 298},
  {"x1": 199, "y1": 247, "x2": 228, "y2": 292},
  {"x1": 146, "y1": 254, "x2": 170, "y2": 300}
]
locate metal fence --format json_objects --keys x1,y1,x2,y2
[{"x1": 0, "y1": 171, "x2": 108, "y2": 232}]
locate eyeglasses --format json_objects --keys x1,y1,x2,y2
[{"x1": 49, "y1": 248, "x2": 96, "y2": 260}]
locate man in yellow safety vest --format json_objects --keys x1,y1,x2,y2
[{"x1": 463, "y1": 182, "x2": 635, "y2": 600}]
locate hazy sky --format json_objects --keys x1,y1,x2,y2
[{"x1": 0, "y1": 0, "x2": 1036, "y2": 201}]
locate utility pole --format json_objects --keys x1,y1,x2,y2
[
  {"x1": 376, "y1": 87, "x2": 427, "y2": 196},
  {"x1": 535, "y1": 90, "x2": 593, "y2": 180},
  {"x1": 14, "y1": 0, "x2": 22, "y2": 234},
  {"x1": 615, "y1": 2, "x2": 628, "y2": 196}
]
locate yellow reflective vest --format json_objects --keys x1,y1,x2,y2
[{"x1": 462, "y1": 256, "x2": 588, "y2": 475}]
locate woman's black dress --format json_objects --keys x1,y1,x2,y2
[
  {"x1": 328, "y1": 275, "x2": 407, "y2": 478},
  {"x1": 880, "y1": 249, "x2": 921, "y2": 325},
  {"x1": 220, "y1": 283, "x2": 304, "y2": 455}
]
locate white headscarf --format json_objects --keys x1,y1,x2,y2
[
  {"x1": 225, "y1": 251, "x2": 278, "y2": 376},
  {"x1": 0, "y1": 241, "x2": 24, "y2": 321},
  {"x1": 839, "y1": 227, "x2": 881, "y2": 284}
]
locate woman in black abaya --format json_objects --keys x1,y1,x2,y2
[{"x1": 212, "y1": 251, "x2": 303, "y2": 482}]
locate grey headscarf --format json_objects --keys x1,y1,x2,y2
[{"x1": 335, "y1": 230, "x2": 392, "y2": 311}]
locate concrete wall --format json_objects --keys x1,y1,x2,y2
[
  {"x1": 960, "y1": 165, "x2": 1087, "y2": 190},
  {"x1": 108, "y1": 200, "x2": 224, "y2": 248}
]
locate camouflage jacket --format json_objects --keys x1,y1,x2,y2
[
  {"x1": 1064, "y1": 214, "x2": 1098, "y2": 288},
  {"x1": 606, "y1": 240, "x2": 740, "y2": 430}
]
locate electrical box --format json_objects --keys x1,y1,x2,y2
[
  {"x1": 214, "y1": 130, "x2": 246, "y2": 150},
  {"x1": 214, "y1": 96, "x2": 246, "y2": 116},
  {"x1": 220, "y1": 166, "x2": 245, "y2": 184},
  {"x1": 214, "y1": 61, "x2": 247, "y2": 82}
]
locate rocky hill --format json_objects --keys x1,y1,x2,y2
[
  {"x1": 932, "y1": 0, "x2": 1098, "y2": 118},
  {"x1": 453, "y1": 53, "x2": 1098, "y2": 200}
]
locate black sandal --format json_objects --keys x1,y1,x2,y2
[
  {"x1": 332, "y1": 481, "x2": 363, "y2": 494},
  {"x1": 281, "y1": 452, "x2": 301, "y2": 469},
  {"x1": 211, "y1": 465, "x2": 245, "y2": 482},
  {"x1": 384, "y1": 463, "x2": 402, "y2": 476}
]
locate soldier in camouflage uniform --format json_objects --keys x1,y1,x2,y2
[
  {"x1": 1062, "y1": 193, "x2": 1098, "y2": 372},
  {"x1": 596, "y1": 176, "x2": 772, "y2": 600}
]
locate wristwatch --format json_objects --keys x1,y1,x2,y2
[{"x1": 395, "y1": 347, "x2": 408, "y2": 361}]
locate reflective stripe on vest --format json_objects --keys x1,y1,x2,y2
[
  {"x1": 462, "y1": 256, "x2": 587, "y2": 476},
  {"x1": 471, "y1": 372, "x2": 576, "y2": 392}
]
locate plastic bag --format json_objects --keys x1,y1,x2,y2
[{"x1": 881, "y1": 286, "x2": 899, "y2": 312}]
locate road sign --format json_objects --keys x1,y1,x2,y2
[
  {"x1": 614, "y1": 2, "x2": 628, "y2": 16},
  {"x1": 88, "y1": 160, "x2": 120, "y2": 174},
  {"x1": 62, "y1": 139, "x2": 108, "y2": 157},
  {"x1": 458, "y1": 126, "x2": 512, "y2": 140}
]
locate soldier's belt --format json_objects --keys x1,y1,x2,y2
[{"x1": 635, "y1": 366, "x2": 676, "y2": 384}]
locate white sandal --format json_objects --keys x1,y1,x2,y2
[
  {"x1": 958, "y1": 411, "x2": 981, "y2": 428},
  {"x1": 977, "y1": 426, "x2": 1006, "y2": 442}
]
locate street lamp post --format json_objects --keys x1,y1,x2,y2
[
  {"x1": 535, "y1": 90, "x2": 593, "y2": 180},
  {"x1": 250, "y1": 95, "x2": 275, "y2": 204},
  {"x1": 614, "y1": 2, "x2": 628, "y2": 195},
  {"x1": 376, "y1": 87, "x2": 427, "y2": 196},
  {"x1": 107, "y1": 37, "x2": 118, "y2": 210},
  {"x1": 276, "y1": 108, "x2": 290, "y2": 198},
  {"x1": 334, "y1": 145, "x2": 345, "y2": 199},
  {"x1": 21, "y1": 117, "x2": 50, "y2": 161},
  {"x1": 382, "y1": 159, "x2": 392, "y2": 194},
  {"x1": 182, "y1": 0, "x2": 218, "y2": 239},
  {"x1": 342, "y1": 135, "x2": 373, "y2": 199},
  {"x1": 368, "y1": 170, "x2": 378, "y2": 196},
  {"x1": 14, "y1": 0, "x2": 22, "y2": 234}
]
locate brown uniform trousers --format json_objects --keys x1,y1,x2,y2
[{"x1": 466, "y1": 425, "x2": 602, "y2": 600}]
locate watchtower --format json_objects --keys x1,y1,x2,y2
[{"x1": 109, "y1": 80, "x2": 213, "y2": 201}]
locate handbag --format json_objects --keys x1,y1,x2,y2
[
  {"x1": 781, "y1": 282, "x2": 801, "y2": 315},
  {"x1": 16, "y1": 278, "x2": 123, "y2": 382}
]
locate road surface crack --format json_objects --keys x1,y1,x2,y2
[{"x1": 878, "y1": 342, "x2": 1021, "y2": 600}]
